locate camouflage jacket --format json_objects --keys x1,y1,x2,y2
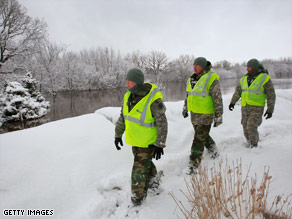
[
  {"x1": 230, "y1": 72, "x2": 276, "y2": 113},
  {"x1": 183, "y1": 69, "x2": 223, "y2": 125},
  {"x1": 115, "y1": 83, "x2": 168, "y2": 148}
]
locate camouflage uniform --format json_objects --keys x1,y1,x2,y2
[
  {"x1": 183, "y1": 65, "x2": 223, "y2": 168},
  {"x1": 230, "y1": 69, "x2": 276, "y2": 147},
  {"x1": 115, "y1": 83, "x2": 167, "y2": 205}
]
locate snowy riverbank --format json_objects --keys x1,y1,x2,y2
[{"x1": 0, "y1": 89, "x2": 291, "y2": 219}]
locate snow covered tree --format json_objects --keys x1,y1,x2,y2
[
  {"x1": 0, "y1": 73, "x2": 50, "y2": 126},
  {"x1": 164, "y1": 54, "x2": 194, "y2": 82},
  {"x1": 79, "y1": 47, "x2": 127, "y2": 90},
  {"x1": 143, "y1": 51, "x2": 168, "y2": 86},
  {"x1": 125, "y1": 50, "x2": 146, "y2": 69},
  {"x1": 36, "y1": 41, "x2": 65, "y2": 95},
  {"x1": 94, "y1": 47, "x2": 126, "y2": 88},
  {"x1": 0, "y1": 0, "x2": 47, "y2": 73}
]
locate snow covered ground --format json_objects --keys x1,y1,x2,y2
[{"x1": 0, "y1": 89, "x2": 291, "y2": 219}]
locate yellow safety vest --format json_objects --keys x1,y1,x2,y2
[
  {"x1": 186, "y1": 71, "x2": 219, "y2": 114},
  {"x1": 123, "y1": 83, "x2": 163, "y2": 148},
  {"x1": 240, "y1": 73, "x2": 270, "y2": 107}
]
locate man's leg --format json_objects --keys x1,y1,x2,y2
[
  {"x1": 131, "y1": 146, "x2": 156, "y2": 206},
  {"x1": 246, "y1": 107, "x2": 264, "y2": 147},
  {"x1": 190, "y1": 124, "x2": 211, "y2": 168},
  {"x1": 241, "y1": 106, "x2": 250, "y2": 144},
  {"x1": 205, "y1": 135, "x2": 218, "y2": 158}
]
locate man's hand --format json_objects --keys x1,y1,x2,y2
[
  {"x1": 264, "y1": 111, "x2": 272, "y2": 120},
  {"x1": 114, "y1": 137, "x2": 123, "y2": 150},
  {"x1": 149, "y1": 145, "x2": 164, "y2": 160},
  {"x1": 229, "y1": 103, "x2": 235, "y2": 111},
  {"x1": 213, "y1": 116, "x2": 223, "y2": 127},
  {"x1": 182, "y1": 110, "x2": 188, "y2": 118}
]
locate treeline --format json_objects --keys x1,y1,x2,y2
[{"x1": 1, "y1": 0, "x2": 292, "y2": 95}]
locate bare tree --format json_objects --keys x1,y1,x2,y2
[
  {"x1": 61, "y1": 51, "x2": 82, "y2": 90},
  {"x1": 171, "y1": 54, "x2": 194, "y2": 81},
  {"x1": 214, "y1": 60, "x2": 232, "y2": 69},
  {"x1": 143, "y1": 51, "x2": 168, "y2": 86},
  {"x1": 125, "y1": 50, "x2": 145, "y2": 69},
  {"x1": 0, "y1": 0, "x2": 47, "y2": 72},
  {"x1": 36, "y1": 41, "x2": 65, "y2": 95}
]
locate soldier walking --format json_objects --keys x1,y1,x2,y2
[
  {"x1": 114, "y1": 68, "x2": 168, "y2": 206},
  {"x1": 182, "y1": 57, "x2": 223, "y2": 174},
  {"x1": 229, "y1": 59, "x2": 276, "y2": 148}
]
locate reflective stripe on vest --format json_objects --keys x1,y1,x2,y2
[
  {"x1": 123, "y1": 87, "x2": 159, "y2": 128},
  {"x1": 122, "y1": 83, "x2": 163, "y2": 148},
  {"x1": 241, "y1": 74, "x2": 268, "y2": 94},
  {"x1": 186, "y1": 71, "x2": 219, "y2": 114},
  {"x1": 187, "y1": 72, "x2": 214, "y2": 97},
  {"x1": 240, "y1": 73, "x2": 270, "y2": 107}
]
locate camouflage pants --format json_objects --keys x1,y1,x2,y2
[
  {"x1": 131, "y1": 146, "x2": 157, "y2": 205},
  {"x1": 190, "y1": 124, "x2": 213, "y2": 166},
  {"x1": 241, "y1": 106, "x2": 264, "y2": 146}
]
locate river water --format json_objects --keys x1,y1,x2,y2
[{"x1": 1, "y1": 78, "x2": 292, "y2": 134}]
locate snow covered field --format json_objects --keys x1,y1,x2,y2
[{"x1": 0, "y1": 89, "x2": 291, "y2": 219}]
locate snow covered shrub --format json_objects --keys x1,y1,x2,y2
[
  {"x1": 170, "y1": 160, "x2": 292, "y2": 219},
  {"x1": 0, "y1": 73, "x2": 50, "y2": 126}
]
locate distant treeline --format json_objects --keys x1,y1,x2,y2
[
  {"x1": 1, "y1": 45, "x2": 291, "y2": 94},
  {"x1": 1, "y1": 0, "x2": 292, "y2": 94}
]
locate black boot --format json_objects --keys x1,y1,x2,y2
[
  {"x1": 188, "y1": 159, "x2": 201, "y2": 175},
  {"x1": 250, "y1": 144, "x2": 258, "y2": 148}
]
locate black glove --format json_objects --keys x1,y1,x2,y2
[
  {"x1": 114, "y1": 137, "x2": 123, "y2": 150},
  {"x1": 264, "y1": 111, "x2": 272, "y2": 120},
  {"x1": 213, "y1": 116, "x2": 223, "y2": 127},
  {"x1": 149, "y1": 145, "x2": 164, "y2": 160},
  {"x1": 229, "y1": 103, "x2": 235, "y2": 111},
  {"x1": 182, "y1": 110, "x2": 188, "y2": 118}
]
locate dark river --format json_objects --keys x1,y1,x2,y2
[{"x1": 1, "y1": 78, "x2": 292, "y2": 134}]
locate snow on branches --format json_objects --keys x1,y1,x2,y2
[{"x1": 0, "y1": 73, "x2": 50, "y2": 126}]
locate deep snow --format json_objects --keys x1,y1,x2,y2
[{"x1": 0, "y1": 89, "x2": 291, "y2": 219}]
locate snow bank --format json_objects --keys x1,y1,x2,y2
[{"x1": 0, "y1": 89, "x2": 291, "y2": 219}]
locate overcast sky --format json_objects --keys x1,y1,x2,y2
[{"x1": 20, "y1": 0, "x2": 292, "y2": 63}]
